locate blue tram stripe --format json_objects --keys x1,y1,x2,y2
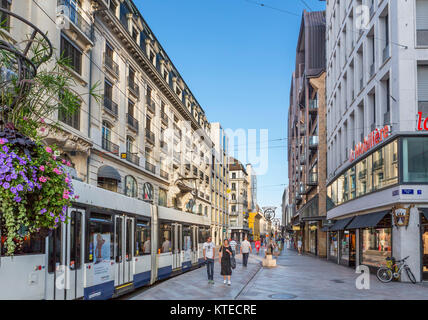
[
  {"x1": 84, "y1": 280, "x2": 115, "y2": 300},
  {"x1": 133, "y1": 270, "x2": 151, "y2": 288},
  {"x1": 157, "y1": 265, "x2": 172, "y2": 280}
]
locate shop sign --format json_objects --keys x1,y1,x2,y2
[
  {"x1": 402, "y1": 189, "x2": 414, "y2": 195},
  {"x1": 309, "y1": 225, "x2": 317, "y2": 231},
  {"x1": 292, "y1": 226, "x2": 301, "y2": 231},
  {"x1": 392, "y1": 205, "x2": 413, "y2": 227},
  {"x1": 349, "y1": 125, "x2": 391, "y2": 162},
  {"x1": 417, "y1": 112, "x2": 428, "y2": 131}
]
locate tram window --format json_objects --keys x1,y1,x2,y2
[
  {"x1": 198, "y1": 228, "x2": 209, "y2": 243},
  {"x1": 86, "y1": 213, "x2": 113, "y2": 263},
  {"x1": 135, "y1": 220, "x2": 151, "y2": 256},
  {"x1": 48, "y1": 227, "x2": 63, "y2": 273},
  {"x1": 182, "y1": 226, "x2": 192, "y2": 251},
  {"x1": 158, "y1": 223, "x2": 171, "y2": 253},
  {"x1": 126, "y1": 219, "x2": 133, "y2": 261},
  {"x1": 0, "y1": 217, "x2": 45, "y2": 256},
  {"x1": 70, "y1": 211, "x2": 82, "y2": 270},
  {"x1": 115, "y1": 217, "x2": 122, "y2": 263}
]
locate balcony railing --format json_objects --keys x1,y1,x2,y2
[
  {"x1": 309, "y1": 99, "x2": 318, "y2": 113},
  {"x1": 127, "y1": 113, "x2": 139, "y2": 132},
  {"x1": 417, "y1": 29, "x2": 428, "y2": 46},
  {"x1": 161, "y1": 110, "x2": 168, "y2": 125},
  {"x1": 103, "y1": 96, "x2": 118, "y2": 117},
  {"x1": 160, "y1": 169, "x2": 169, "y2": 180},
  {"x1": 145, "y1": 160, "x2": 156, "y2": 174},
  {"x1": 128, "y1": 78, "x2": 140, "y2": 98},
  {"x1": 126, "y1": 152, "x2": 139, "y2": 166},
  {"x1": 58, "y1": 0, "x2": 94, "y2": 41},
  {"x1": 104, "y1": 54, "x2": 119, "y2": 77},
  {"x1": 102, "y1": 137, "x2": 119, "y2": 155},
  {"x1": 307, "y1": 172, "x2": 318, "y2": 186},
  {"x1": 373, "y1": 158, "x2": 384, "y2": 170},
  {"x1": 145, "y1": 128, "x2": 155, "y2": 145},
  {"x1": 309, "y1": 136, "x2": 319, "y2": 149},
  {"x1": 146, "y1": 97, "x2": 156, "y2": 114}
]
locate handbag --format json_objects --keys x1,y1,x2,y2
[{"x1": 230, "y1": 255, "x2": 236, "y2": 269}]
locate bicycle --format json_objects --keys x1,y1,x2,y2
[{"x1": 376, "y1": 256, "x2": 417, "y2": 284}]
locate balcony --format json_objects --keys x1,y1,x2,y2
[
  {"x1": 127, "y1": 113, "x2": 139, "y2": 132},
  {"x1": 417, "y1": 29, "x2": 428, "y2": 46},
  {"x1": 160, "y1": 140, "x2": 168, "y2": 153},
  {"x1": 146, "y1": 97, "x2": 156, "y2": 114},
  {"x1": 58, "y1": 0, "x2": 94, "y2": 42},
  {"x1": 102, "y1": 137, "x2": 119, "y2": 156},
  {"x1": 128, "y1": 78, "x2": 140, "y2": 98},
  {"x1": 103, "y1": 96, "x2": 118, "y2": 117},
  {"x1": 145, "y1": 128, "x2": 155, "y2": 145},
  {"x1": 126, "y1": 152, "x2": 139, "y2": 166},
  {"x1": 307, "y1": 172, "x2": 318, "y2": 186},
  {"x1": 308, "y1": 136, "x2": 319, "y2": 149},
  {"x1": 160, "y1": 169, "x2": 169, "y2": 180},
  {"x1": 145, "y1": 160, "x2": 156, "y2": 174},
  {"x1": 309, "y1": 99, "x2": 318, "y2": 113},
  {"x1": 104, "y1": 54, "x2": 119, "y2": 78},
  {"x1": 161, "y1": 111, "x2": 168, "y2": 125}
]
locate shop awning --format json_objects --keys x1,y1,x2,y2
[
  {"x1": 329, "y1": 217, "x2": 354, "y2": 231},
  {"x1": 421, "y1": 208, "x2": 428, "y2": 220},
  {"x1": 98, "y1": 165, "x2": 121, "y2": 182},
  {"x1": 321, "y1": 226, "x2": 330, "y2": 232},
  {"x1": 346, "y1": 211, "x2": 390, "y2": 230}
]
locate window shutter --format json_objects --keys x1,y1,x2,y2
[
  {"x1": 417, "y1": 0, "x2": 428, "y2": 30},
  {"x1": 418, "y1": 66, "x2": 428, "y2": 101}
]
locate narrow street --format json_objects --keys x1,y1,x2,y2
[{"x1": 130, "y1": 248, "x2": 428, "y2": 300}]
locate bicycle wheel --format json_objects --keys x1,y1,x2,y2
[
  {"x1": 377, "y1": 267, "x2": 393, "y2": 283},
  {"x1": 405, "y1": 267, "x2": 417, "y2": 284}
]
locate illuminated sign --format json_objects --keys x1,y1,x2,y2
[
  {"x1": 349, "y1": 125, "x2": 391, "y2": 162},
  {"x1": 417, "y1": 112, "x2": 428, "y2": 131}
]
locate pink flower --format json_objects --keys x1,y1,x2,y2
[
  {"x1": 65, "y1": 177, "x2": 70, "y2": 183},
  {"x1": 40, "y1": 127, "x2": 45, "y2": 132},
  {"x1": 40, "y1": 118, "x2": 45, "y2": 123},
  {"x1": 39, "y1": 165, "x2": 45, "y2": 172},
  {"x1": 23, "y1": 116, "x2": 28, "y2": 121},
  {"x1": 0, "y1": 138, "x2": 8, "y2": 145},
  {"x1": 52, "y1": 155, "x2": 57, "y2": 160},
  {"x1": 39, "y1": 176, "x2": 47, "y2": 183},
  {"x1": 66, "y1": 161, "x2": 71, "y2": 167},
  {"x1": 53, "y1": 168, "x2": 62, "y2": 175},
  {"x1": 74, "y1": 195, "x2": 80, "y2": 199},
  {"x1": 63, "y1": 190, "x2": 70, "y2": 199},
  {"x1": 45, "y1": 147, "x2": 52, "y2": 153},
  {"x1": 62, "y1": 159, "x2": 66, "y2": 164}
]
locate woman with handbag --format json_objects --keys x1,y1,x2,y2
[{"x1": 219, "y1": 239, "x2": 233, "y2": 286}]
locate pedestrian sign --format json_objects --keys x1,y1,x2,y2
[{"x1": 121, "y1": 153, "x2": 127, "y2": 159}]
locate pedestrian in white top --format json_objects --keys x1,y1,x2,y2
[
  {"x1": 240, "y1": 236, "x2": 252, "y2": 267},
  {"x1": 143, "y1": 237, "x2": 151, "y2": 254},
  {"x1": 229, "y1": 238, "x2": 237, "y2": 257},
  {"x1": 203, "y1": 236, "x2": 215, "y2": 284}
]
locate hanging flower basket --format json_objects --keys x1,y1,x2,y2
[{"x1": 0, "y1": 127, "x2": 77, "y2": 255}]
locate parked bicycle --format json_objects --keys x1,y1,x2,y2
[{"x1": 376, "y1": 256, "x2": 417, "y2": 284}]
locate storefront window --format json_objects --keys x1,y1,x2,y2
[
  {"x1": 329, "y1": 231, "x2": 338, "y2": 258},
  {"x1": 403, "y1": 137, "x2": 428, "y2": 183},
  {"x1": 361, "y1": 228, "x2": 391, "y2": 267},
  {"x1": 340, "y1": 230, "x2": 350, "y2": 263},
  {"x1": 309, "y1": 225, "x2": 317, "y2": 255}
]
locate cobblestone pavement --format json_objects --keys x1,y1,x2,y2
[{"x1": 130, "y1": 248, "x2": 428, "y2": 300}]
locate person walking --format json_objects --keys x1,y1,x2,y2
[
  {"x1": 219, "y1": 239, "x2": 233, "y2": 286},
  {"x1": 255, "y1": 239, "x2": 261, "y2": 255},
  {"x1": 203, "y1": 236, "x2": 215, "y2": 284},
  {"x1": 240, "y1": 236, "x2": 252, "y2": 267},
  {"x1": 297, "y1": 237, "x2": 303, "y2": 255},
  {"x1": 229, "y1": 238, "x2": 237, "y2": 257}
]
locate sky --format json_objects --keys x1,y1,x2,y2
[{"x1": 135, "y1": 0, "x2": 326, "y2": 218}]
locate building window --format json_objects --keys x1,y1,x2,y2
[
  {"x1": 97, "y1": 177, "x2": 118, "y2": 192},
  {"x1": 158, "y1": 188, "x2": 167, "y2": 207},
  {"x1": 417, "y1": 65, "x2": 428, "y2": 117},
  {"x1": 416, "y1": 0, "x2": 428, "y2": 46},
  {"x1": 124, "y1": 175, "x2": 138, "y2": 198},
  {"x1": 158, "y1": 223, "x2": 171, "y2": 253},
  {"x1": 58, "y1": 96, "x2": 80, "y2": 130},
  {"x1": 60, "y1": 35, "x2": 82, "y2": 75},
  {"x1": 142, "y1": 182, "x2": 153, "y2": 201},
  {"x1": 402, "y1": 137, "x2": 428, "y2": 183}
]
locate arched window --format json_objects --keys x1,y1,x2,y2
[
  {"x1": 198, "y1": 204, "x2": 202, "y2": 215},
  {"x1": 142, "y1": 182, "x2": 154, "y2": 201},
  {"x1": 124, "y1": 175, "x2": 138, "y2": 198},
  {"x1": 158, "y1": 188, "x2": 167, "y2": 207},
  {"x1": 186, "y1": 199, "x2": 195, "y2": 213},
  {"x1": 204, "y1": 206, "x2": 208, "y2": 216},
  {"x1": 231, "y1": 193, "x2": 236, "y2": 200},
  {"x1": 102, "y1": 120, "x2": 112, "y2": 141}
]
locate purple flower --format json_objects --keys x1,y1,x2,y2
[
  {"x1": 14, "y1": 196, "x2": 22, "y2": 203},
  {"x1": 10, "y1": 187, "x2": 17, "y2": 194},
  {"x1": 40, "y1": 208, "x2": 47, "y2": 215},
  {"x1": 2, "y1": 146, "x2": 8, "y2": 153},
  {"x1": 16, "y1": 184, "x2": 23, "y2": 192},
  {"x1": 3, "y1": 182, "x2": 10, "y2": 189}
]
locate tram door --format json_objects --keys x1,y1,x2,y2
[
  {"x1": 171, "y1": 223, "x2": 182, "y2": 270},
  {"x1": 47, "y1": 224, "x2": 64, "y2": 300},
  {"x1": 114, "y1": 215, "x2": 134, "y2": 286},
  {"x1": 65, "y1": 209, "x2": 85, "y2": 300}
]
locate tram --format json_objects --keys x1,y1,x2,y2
[{"x1": 0, "y1": 180, "x2": 211, "y2": 300}]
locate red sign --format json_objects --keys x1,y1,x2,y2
[
  {"x1": 349, "y1": 125, "x2": 391, "y2": 162},
  {"x1": 417, "y1": 112, "x2": 428, "y2": 131}
]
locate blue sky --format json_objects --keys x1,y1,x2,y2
[{"x1": 135, "y1": 0, "x2": 326, "y2": 218}]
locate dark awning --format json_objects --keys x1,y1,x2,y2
[
  {"x1": 346, "y1": 211, "x2": 390, "y2": 230},
  {"x1": 321, "y1": 226, "x2": 330, "y2": 232},
  {"x1": 98, "y1": 165, "x2": 121, "y2": 182},
  {"x1": 421, "y1": 208, "x2": 428, "y2": 220},
  {"x1": 330, "y1": 217, "x2": 354, "y2": 231}
]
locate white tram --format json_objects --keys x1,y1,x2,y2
[{"x1": 0, "y1": 180, "x2": 211, "y2": 300}]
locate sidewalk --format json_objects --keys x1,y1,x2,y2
[
  {"x1": 237, "y1": 248, "x2": 428, "y2": 300},
  {"x1": 130, "y1": 253, "x2": 262, "y2": 300}
]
